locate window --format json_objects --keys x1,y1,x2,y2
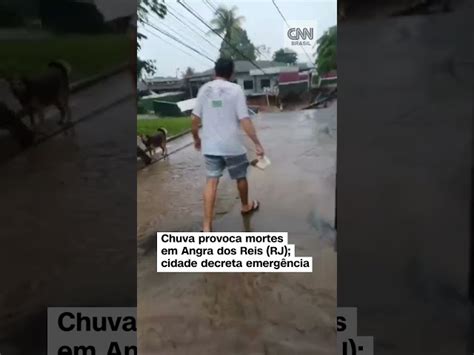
[
  {"x1": 243, "y1": 80, "x2": 254, "y2": 90},
  {"x1": 260, "y1": 79, "x2": 271, "y2": 89}
]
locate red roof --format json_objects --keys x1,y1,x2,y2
[{"x1": 278, "y1": 72, "x2": 309, "y2": 83}]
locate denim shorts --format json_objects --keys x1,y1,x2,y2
[{"x1": 204, "y1": 154, "x2": 249, "y2": 180}]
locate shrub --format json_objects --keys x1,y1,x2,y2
[{"x1": 137, "y1": 103, "x2": 147, "y2": 114}]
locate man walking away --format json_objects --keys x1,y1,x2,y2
[{"x1": 191, "y1": 58, "x2": 265, "y2": 232}]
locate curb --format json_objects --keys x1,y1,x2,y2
[
  {"x1": 9, "y1": 93, "x2": 134, "y2": 163},
  {"x1": 16, "y1": 63, "x2": 129, "y2": 120},
  {"x1": 70, "y1": 63, "x2": 129, "y2": 93},
  {"x1": 167, "y1": 128, "x2": 192, "y2": 142}
]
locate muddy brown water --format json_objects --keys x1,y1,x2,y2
[{"x1": 138, "y1": 103, "x2": 337, "y2": 355}]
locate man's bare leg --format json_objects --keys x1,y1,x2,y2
[
  {"x1": 203, "y1": 177, "x2": 219, "y2": 232},
  {"x1": 237, "y1": 178, "x2": 256, "y2": 212}
]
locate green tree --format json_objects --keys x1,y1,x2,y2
[
  {"x1": 315, "y1": 25, "x2": 336, "y2": 75},
  {"x1": 219, "y1": 28, "x2": 256, "y2": 60},
  {"x1": 272, "y1": 48, "x2": 298, "y2": 64},
  {"x1": 137, "y1": 58, "x2": 156, "y2": 81},
  {"x1": 137, "y1": 0, "x2": 167, "y2": 50},
  {"x1": 208, "y1": 5, "x2": 256, "y2": 60},
  {"x1": 137, "y1": 0, "x2": 166, "y2": 79}
]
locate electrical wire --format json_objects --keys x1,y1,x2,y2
[
  {"x1": 271, "y1": 0, "x2": 314, "y2": 64},
  {"x1": 165, "y1": 6, "x2": 220, "y2": 51},
  {"x1": 149, "y1": 13, "x2": 216, "y2": 58},
  {"x1": 178, "y1": 0, "x2": 267, "y2": 74},
  {"x1": 142, "y1": 27, "x2": 211, "y2": 68},
  {"x1": 144, "y1": 20, "x2": 215, "y2": 62}
]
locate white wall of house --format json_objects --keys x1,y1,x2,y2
[
  {"x1": 188, "y1": 71, "x2": 279, "y2": 96},
  {"x1": 236, "y1": 74, "x2": 256, "y2": 95},
  {"x1": 255, "y1": 75, "x2": 278, "y2": 93}
]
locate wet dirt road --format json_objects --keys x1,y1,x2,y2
[
  {"x1": 138, "y1": 103, "x2": 337, "y2": 355},
  {"x1": 0, "y1": 72, "x2": 136, "y2": 354}
]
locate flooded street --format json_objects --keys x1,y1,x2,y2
[
  {"x1": 0, "y1": 72, "x2": 136, "y2": 353},
  {"x1": 138, "y1": 103, "x2": 337, "y2": 354}
]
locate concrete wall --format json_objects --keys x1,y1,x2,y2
[
  {"x1": 255, "y1": 75, "x2": 278, "y2": 93},
  {"x1": 236, "y1": 74, "x2": 255, "y2": 95}
]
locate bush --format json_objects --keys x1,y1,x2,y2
[{"x1": 137, "y1": 103, "x2": 147, "y2": 114}]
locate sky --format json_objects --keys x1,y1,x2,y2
[{"x1": 138, "y1": 0, "x2": 337, "y2": 78}]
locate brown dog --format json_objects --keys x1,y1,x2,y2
[
  {"x1": 8, "y1": 60, "x2": 72, "y2": 129},
  {"x1": 140, "y1": 128, "x2": 168, "y2": 158}
]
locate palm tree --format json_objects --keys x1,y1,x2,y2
[{"x1": 209, "y1": 5, "x2": 245, "y2": 43}]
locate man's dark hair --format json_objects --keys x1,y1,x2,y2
[{"x1": 214, "y1": 58, "x2": 234, "y2": 79}]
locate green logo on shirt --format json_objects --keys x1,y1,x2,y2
[{"x1": 212, "y1": 100, "x2": 223, "y2": 108}]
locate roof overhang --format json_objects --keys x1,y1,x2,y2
[{"x1": 249, "y1": 66, "x2": 298, "y2": 76}]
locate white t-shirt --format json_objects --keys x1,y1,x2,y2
[{"x1": 192, "y1": 79, "x2": 249, "y2": 156}]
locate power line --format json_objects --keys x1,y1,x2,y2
[
  {"x1": 149, "y1": 13, "x2": 215, "y2": 58},
  {"x1": 201, "y1": 0, "x2": 272, "y2": 61},
  {"x1": 142, "y1": 27, "x2": 211, "y2": 68},
  {"x1": 179, "y1": 0, "x2": 208, "y2": 24},
  {"x1": 202, "y1": 0, "x2": 217, "y2": 13},
  {"x1": 271, "y1": 0, "x2": 290, "y2": 27},
  {"x1": 166, "y1": 2, "x2": 223, "y2": 51},
  {"x1": 165, "y1": 6, "x2": 220, "y2": 51},
  {"x1": 177, "y1": 0, "x2": 266, "y2": 74},
  {"x1": 144, "y1": 20, "x2": 215, "y2": 62},
  {"x1": 207, "y1": 0, "x2": 220, "y2": 11},
  {"x1": 271, "y1": 0, "x2": 314, "y2": 64}
]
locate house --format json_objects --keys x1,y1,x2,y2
[
  {"x1": 278, "y1": 71, "x2": 311, "y2": 99},
  {"x1": 318, "y1": 70, "x2": 337, "y2": 88},
  {"x1": 145, "y1": 77, "x2": 186, "y2": 94},
  {"x1": 137, "y1": 80, "x2": 149, "y2": 94},
  {"x1": 187, "y1": 61, "x2": 282, "y2": 97},
  {"x1": 187, "y1": 60, "x2": 314, "y2": 101}
]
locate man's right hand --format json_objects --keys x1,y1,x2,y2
[
  {"x1": 194, "y1": 138, "x2": 201, "y2": 151},
  {"x1": 255, "y1": 143, "x2": 264, "y2": 157}
]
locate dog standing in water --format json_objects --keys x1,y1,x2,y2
[{"x1": 7, "y1": 60, "x2": 72, "y2": 129}]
